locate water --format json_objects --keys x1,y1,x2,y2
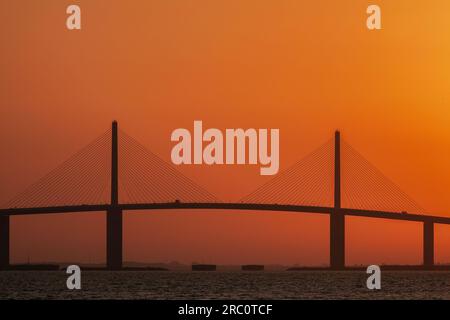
[{"x1": 0, "y1": 271, "x2": 449, "y2": 299}]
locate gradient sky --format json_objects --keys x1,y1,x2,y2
[{"x1": 1, "y1": 0, "x2": 449, "y2": 265}]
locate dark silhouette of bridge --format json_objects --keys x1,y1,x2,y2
[{"x1": 0, "y1": 121, "x2": 449, "y2": 270}]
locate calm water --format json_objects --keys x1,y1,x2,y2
[{"x1": 0, "y1": 271, "x2": 449, "y2": 299}]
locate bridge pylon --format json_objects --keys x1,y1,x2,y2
[
  {"x1": 0, "y1": 215, "x2": 9, "y2": 269},
  {"x1": 107, "y1": 207, "x2": 122, "y2": 270},
  {"x1": 330, "y1": 131, "x2": 345, "y2": 270},
  {"x1": 423, "y1": 220, "x2": 434, "y2": 269},
  {"x1": 107, "y1": 121, "x2": 123, "y2": 270}
]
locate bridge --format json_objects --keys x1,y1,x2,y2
[{"x1": 1, "y1": 121, "x2": 449, "y2": 270}]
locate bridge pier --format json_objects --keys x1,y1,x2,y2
[
  {"x1": 107, "y1": 208, "x2": 122, "y2": 270},
  {"x1": 0, "y1": 215, "x2": 9, "y2": 269},
  {"x1": 330, "y1": 130, "x2": 345, "y2": 270},
  {"x1": 106, "y1": 121, "x2": 123, "y2": 270},
  {"x1": 330, "y1": 211, "x2": 345, "y2": 270},
  {"x1": 423, "y1": 220, "x2": 434, "y2": 269}
]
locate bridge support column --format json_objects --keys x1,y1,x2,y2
[
  {"x1": 107, "y1": 121, "x2": 122, "y2": 270},
  {"x1": 330, "y1": 130, "x2": 345, "y2": 269},
  {"x1": 423, "y1": 220, "x2": 434, "y2": 269},
  {"x1": 330, "y1": 211, "x2": 345, "y2": 270},
  {"x1": 0, "y1": 215, "x2": 9, "y2": 270},
  {"x1": 107, "y1": 208, "x2": 122, "y2": 270}
]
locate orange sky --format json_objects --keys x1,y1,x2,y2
[{"x1": 1, "y1": 0, "x2": 449, "y2": 265}]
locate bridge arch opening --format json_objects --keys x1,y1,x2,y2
[
  {"x1": 346, "y1": 216, "x2": 423, "y2": 267},
  {"x1": 122, "y1": 209, "x2": 330, "y2": 268}
]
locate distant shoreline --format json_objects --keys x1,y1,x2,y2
[{"x1": 1, "y1": 263, "x2": 450, "y2": 272}]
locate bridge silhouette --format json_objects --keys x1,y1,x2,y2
[{"x1": 1, "y1": 121, "x2": 449, "y2": 270}]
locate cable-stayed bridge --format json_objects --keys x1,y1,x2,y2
[{"x1": 1, "y1": 121, "x2": 449, "y2": 270}]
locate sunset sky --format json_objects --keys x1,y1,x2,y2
[{"x1": 1, "y1": 0, "x2": 449, "y2": 266}]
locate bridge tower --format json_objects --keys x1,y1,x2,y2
[
  {"x1": 0, "y1": 215, "x2": 9, "y2": 269},
  {"x1": 330, "y1": 131, "x2": 345, "y2": 269},
  {"x1": 107, "y1": 121, "x2": 123, "y2": 270},
  {"x1": 423, "y1": 220, "x2": 434, "y2": 269}
]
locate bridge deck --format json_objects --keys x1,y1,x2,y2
[{"x1": 0, "y1": 203, "x2": 449, "y2": 224}]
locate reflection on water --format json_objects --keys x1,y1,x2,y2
[{"x1": 0, "y1": 271, "x2": 449, "y2": 299}]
